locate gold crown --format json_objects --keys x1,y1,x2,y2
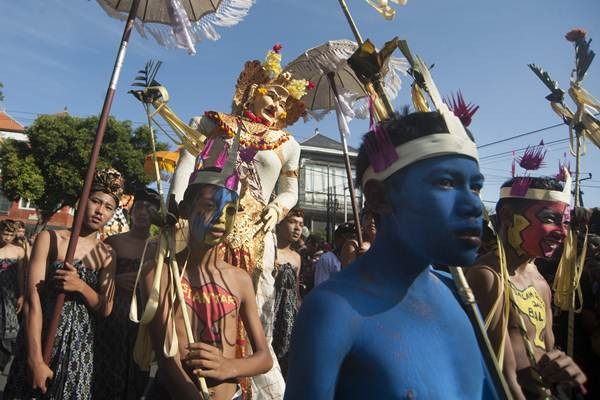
[{"x1": 231, "y1": 45, "x2": 312, "y2": 127}]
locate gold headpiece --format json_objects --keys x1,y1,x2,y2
[{"x1": 231, "y1": 44, "x2": 313, "y2": 127}]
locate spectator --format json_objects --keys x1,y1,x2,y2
[
  {"x1": 313, "y1": 223, "x2": 354, "y2": 287},
  {"x1": 298, "y1": 235, "x2": 324, "y2": 298},
  {"x1": 273, "y1": 208, "x2": 304, "y2": 376},
  {"x1": 291, "y1": 226, "x2": 309, "y2": 253},
  {"x1": 340, "y1": 209, "x2": 377, "y2": 267},
  {"x1": 578, "y1": 234, "x2": 600, "y2": 399}
]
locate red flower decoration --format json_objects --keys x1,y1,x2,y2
[
  {"x1": 306, "y1": 80, "x2": 315, "y2": 90},
  {"x1": 272, "y1": 43, "x2": 283, "y2": 54},
  {"x1": 565, "y1": 28, "x2": 587, "y2": 42}
]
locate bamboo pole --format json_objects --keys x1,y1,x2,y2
[
  {"x1": 43, "y1": 0, "x2": 142, "y2": 363},
  {"x1": 449, "y1": 267, "x2": 513, "y2": 400}
]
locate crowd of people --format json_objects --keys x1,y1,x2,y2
[{"x1": 1, "y1": 35, "x2": 600, "y2": 400}]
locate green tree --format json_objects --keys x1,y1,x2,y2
[
  {"x1": 0, "y1": 114, "x2": 168, "y2": 228},
  {"x1": 0, "y1": 81, "x2": 4, "y2": 102}
]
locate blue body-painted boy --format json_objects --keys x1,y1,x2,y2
[{"x1": 285, "y1": 66, "x2": 499, "y2": 398}]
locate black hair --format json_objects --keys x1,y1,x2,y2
[
  {"x1": 355, "y1": 111, "x2": 474, "y2": 187},
  {"x1": 0, "y1": 219, "x2": 16, "y2": 233},
  {"x1": 495, "y1": 176, "x2": 565, "y2": 217},
  {"x1": 335, "y1": 222, "x2": 355, "y2": 238},
  {"x1": 133, "y1": 187, "x2": 161, "y2": 210}
]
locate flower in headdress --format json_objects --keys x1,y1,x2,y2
[
  {"x1": 306, "y1": 80, "x2": 315, "y2": 90},
  {"x1": 256, "y1": 86, "x2": 268, "y2": 96},
  {"x1": 263, "y1": 49, "x2": 283, "y2": 78},
  {"x1": 286, "y1": 79, "x2": 310, "y2": 100},
  {"x1": 445, "y1": 91, "x2": 479, "y2": 127},
  {"x1": 518, "y1": 140, "x2": 546, "y2": 171},
  {"x1": 565, "y1": 28, "x2": 587, "y2": 43},
  {"x1": 272, "y1": 43, "x2": 283, "y2": 54}
]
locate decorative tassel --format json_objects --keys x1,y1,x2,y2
[
  {"x1": 518, "y1": 140, "x2": 546, "y2": 171},
  {"x1": 215, "y1": 141, "x2": 231, "y2": 169},
  {"x1": 445, "y1": 91, "x2": 479, "y2": 127}
]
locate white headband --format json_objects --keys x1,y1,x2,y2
[
  {"x1": 361, "y1": 56, "x2": 479, "y2": 186},
  {"x1": 498, "y1": 168, "x2": 572, "y2": 205}
]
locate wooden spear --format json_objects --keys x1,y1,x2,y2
[{"x1": 43, "y1": 0, "x2": 142, "y2": 363}]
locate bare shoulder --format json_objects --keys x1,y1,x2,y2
[
  {"x1": 220, "y1": 261, "x2": 252, "y2": 286},
  {"x1": 104, "y1": 231, "x2": 128, "y2": 247},
  {"x1": 465, "y1": 253, "x2": 502, "y2": 294},
  {"x1": 97, "y1": 240, "x2": 116, "y2": 268},
  {"x1": 297, "y1": 282, "x2": 359, "y2": 329},
  {"x1": 54, "y1": 229, "x2": 70, "y2": 241},
  {"x1": 5, "y1": 242, "x2": 26, "y2": 258}
]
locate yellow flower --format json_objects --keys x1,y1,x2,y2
[
  {"x1": 286, "y1": 79, "x2": 308, "y2": 100},
  {"x1": 263, "y1": 50, "x2": 282, "y2": 78},
  {"x1": 279, "y1": 111, "x2": 288, "y2": 120},
  {"x1": 257, "y1": 86, "x2": 268, "y2": 95}
]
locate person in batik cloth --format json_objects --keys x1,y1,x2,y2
[
  {"x1": 273, "y1": 208, "x2": 304, "y2": 377},
  {"x1": 0, "y1": 219, "x2": 26, "y2": 372},
  {"x1": 93, "y1": 188, "x2": 160, "y2": 399},
  {"x1": 4, "y1": 168, "x2": 120, "y2": 399}
]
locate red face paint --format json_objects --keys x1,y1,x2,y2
[{"x1": 519, "y1": 201, "x2": 569, "y2": 258}]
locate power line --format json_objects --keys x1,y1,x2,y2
[
  {"x1": 477, "y1": 112, "x2": 600, "y2": 150},
  {"x1": 479, "y1": 137, "x2": 570, "y2": 161},
  {"x1": 477, "y1": 122, "x2": 565, "y2": 149}
]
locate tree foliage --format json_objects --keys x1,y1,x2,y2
[
  {"x1": 0, "y1": 114, "x2": 168, "y2": 223},
  {"x1": 0, "y1": 82, "x2": 4, "y2": 102}
]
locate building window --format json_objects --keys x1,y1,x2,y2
[
  {"x1": 303, "y1": 163, "x2": 361, "y2": 208},
  {"x1": 18, "y1": 198, "x2": 36, "y2": 210},
  {"x1": 0, "y1": 191, "x2": 11, "y2": 214}
]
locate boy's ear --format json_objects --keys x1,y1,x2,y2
[{"x1": 363, "y1": 180, "x2": 393, "y2": 215}]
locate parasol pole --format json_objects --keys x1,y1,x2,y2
[
  {"x1": 449, "y1": 266, "x2": 513, "y2": 400},
  {"x1": 326, "y1": 72, "x2": 364, "y2": 249},
  {"x1": 43, "y1": 0, "x2": 142, "y2": 363}
]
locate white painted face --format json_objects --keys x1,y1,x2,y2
[{"x1": 250, "y1": 85, "x2": 289, "y2": 126}]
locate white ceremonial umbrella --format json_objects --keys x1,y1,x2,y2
[
  {"x1": 285, "y1": 39, "x2": 407, "y2": 121},
  {"x1": 97, "y1": 0, "x2": 254, "y2": 55},
  {"x1": 284, "y1": 39, "x2": 407, "y2": 247}
]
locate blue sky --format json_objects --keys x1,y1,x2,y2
[{"x1": 1, "y1": 0, "x2": 599, "y2": 206}]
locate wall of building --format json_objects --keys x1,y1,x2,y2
[
  {"x1": 0, "y1": 191, "x2": 74, "y2": 232},
  {"x1": 298, "y1": 149, "x2": 362, "y2": 241}
]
